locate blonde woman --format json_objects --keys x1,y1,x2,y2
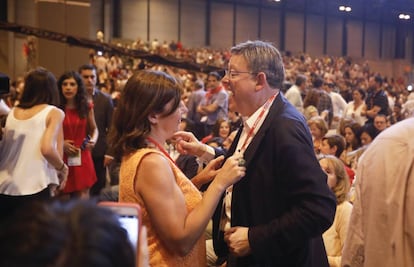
[
  {"x1": 307, "y1": 116, "x2": 329, "y2": 155},
  {"x1": 319, "y1": 155, "x2": 352, "y2": 267}
]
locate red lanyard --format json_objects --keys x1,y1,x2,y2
[
  {"x1": 146, "y1": 137, "x2": 176, "y2": 164},
  {"x1": 239, "y1": 94, "x2": 276, "y2": 153}
]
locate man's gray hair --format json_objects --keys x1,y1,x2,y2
[{"x1": 231, "y1": 40, "x2": 285, "y2": 89}]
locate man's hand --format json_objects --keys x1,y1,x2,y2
[
  {"x1": 172, "y1": 131, "x2": 206, "y2": 157},
  {"x1": 224, "y1": 227, "x2": 251, "y2": 257}
]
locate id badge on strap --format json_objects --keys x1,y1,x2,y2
[{"x1": 67, "y1": 148, "x2": 82, "y2": 166}]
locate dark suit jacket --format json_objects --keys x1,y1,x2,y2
[
  {"x1": 91, "y1": 89, "x2": 114, "y2": 158},
  {"x1": 212, "y1": 93, "x2": 336, "y2": 267}
]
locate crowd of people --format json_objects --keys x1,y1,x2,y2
[{"x1": 0, "y1": 38, "x2": 413, "y2": 267}]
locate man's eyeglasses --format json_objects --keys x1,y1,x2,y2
[{"x1": 225, "y1": 70, "x2": 256, "y2": 79}]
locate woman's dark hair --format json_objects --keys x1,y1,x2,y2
[
  {"x1": 358, "y1": 123, "x2": 379, "y2": 141},
  {"x1": 353, "y1": 88, "x2": 366, "y2": 100},
  {"x1": 344, "y1": 121, "x2": 362, "y2": 150},
  {"x1": 108, "y1": 70, "x2": 182, "y2": 159},
  {"x1": 18, "y1": 67, "x2": 60, "y2": 108},
  {"x1": 303, "y1": 89, "x2": 320, "y2": 108},
  {"x1": 0, "y1": 200, "x2": 135, "y2": 267},
  {"x1": 211, "y1": 119, "x2": 230, "y2": 138},
  {"x1": 57, "y1": 71, "x2": 89, "y2": 118}
]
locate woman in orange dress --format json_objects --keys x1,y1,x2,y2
[{"x1": 108, "y1": 70, "x2": 245, "y2": 266}]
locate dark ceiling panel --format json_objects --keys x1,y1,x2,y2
[{"x1": 211, "y1": 0, "x2": 414, "y2": 24}]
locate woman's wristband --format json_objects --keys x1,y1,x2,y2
[{"x1": 56, "y1": 161, "x2": 65, "y2": 171}]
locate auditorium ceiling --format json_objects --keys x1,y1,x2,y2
[{"x1": 214, "y1": 0, "x2": 414, "y2": 24}]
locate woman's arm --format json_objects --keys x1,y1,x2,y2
[
  {"x1": 86, "y1": 107, "x2": 99, "y2": 149},
  {"x1": 41, "y1": 107, "x2": 68, "y2": 187},
  {"x1": 136, "y1": 153, "x2": 245, "y2": 256},
  {"x1": 41, "y1": 108, "x2": 65, "y2": 169},
  {"x1": 190, "y1": 156, "x2": 224, "y2": 189}
]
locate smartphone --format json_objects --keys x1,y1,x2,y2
[
  {"x1": 80, "y1": 135, "x2": 91, "y2": 150},
  {"x1": 98, "y1": 202, "x2": 141, "y2": 252}
]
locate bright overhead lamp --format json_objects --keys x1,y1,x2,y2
[
  {"x1": 399, "y1": 13, "x2": 410, "y2": 20},
  {"x1": 339, "y1": 5, "x2": 352, "y2": 12}
]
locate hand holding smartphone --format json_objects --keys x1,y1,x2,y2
[
  {"x1": 99, "y1": 202, "x2": 141, "y2": 252},
  {"x1": 80, "y1": 135, "x2": 91, "y2": 150}
]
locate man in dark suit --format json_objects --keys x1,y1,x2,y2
[
  {"x1": 79, "y1": 64, "x2": 114, "y2": 196},
  {"x1": 174, "y1": 40, "x2": 336, "y2": 266}
]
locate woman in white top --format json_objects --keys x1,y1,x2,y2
[
  {"x1": 0, "y1": 68, "x2": 68, "y2": 222},
  {"x1": 319, "y1": 155, "x2": 352, "y2": 267},
  {"x1": 343, "y1": 88, "x2": 367, "y2": 126}
]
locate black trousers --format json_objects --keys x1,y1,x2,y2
[
  {"x1": 90, "y1": 156, "x2": 106, "y2": 196},
  {"x1": 0, "y1": 187, "x2": 50, "y2": 225}
]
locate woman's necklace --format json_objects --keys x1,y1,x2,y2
[{"x1": 146, "y1": 136, "x2": 176, "y2": 164}]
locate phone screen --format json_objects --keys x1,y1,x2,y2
[
  {"x1": 98, "y1": 202, "x2": 140, "y2": 253},
  {"x1": 118, "y1": 215, "x2": 139, "y2": 250}
]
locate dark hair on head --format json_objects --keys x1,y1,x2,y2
[
  {"x1": 108, "y1": 70, "x2": 182, "y2": 159},
  {"x1": 322, "y1": 134, "x2": 346, "y2": 157},
  {"x1": 78, "y1": 64, "x2": 97, "y2": 73},
  {"x1": 359, "y1": 123, "x2": 379, "y2": 141},
  {"x1": 231, "y1": 40, "x2": 285, "y2": 89},
  {"x1": 295, "y1": 74, "x2": 307, "y2": 86},
  {"x1": 57, "y1": 71, "x2": 89, "y2": 118},
  {"x1": 18, "y1": 67, "x2": 60, "y2": 108},
  {"x1": 344, "y1": 121, "x2": 362, "y2": 149},
  {"x1": 211, "y1": 119, "x2": 230, "y2": 138},
  {"x1": 208, "y1": 71, "x2": 221, "y2": 81},
  {"x1": 353, "y1": 88, "x2": 366, "y2": 100},
  {"x1": 312, "y1": 76, "x2": 324, "y2": 88},
  {"x1": 374, "y1": 75, "x2": 383, "y2": 85},
  {"x1": 303, "y1": 89, "x2": 320, "y2": 108},
  {"x1": 0, "y1": 200, "x2": 135, "y2": 267}
]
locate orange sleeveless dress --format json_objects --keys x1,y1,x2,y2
[{"x1": 119, "y1": 148, "x2": 206, "y2": 267}]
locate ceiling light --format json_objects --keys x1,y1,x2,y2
[
  {"x1": 399, "y1": 13, "x2": 411, "y2": 20},
  {"x1": 339, "y1": 5, "x2": 351, "y2": 12}
]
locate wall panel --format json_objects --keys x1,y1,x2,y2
[
  {"x1": 260, "y1": 9, "x2": 280, "y2": 48},
  {"x1": 180, "y1": 0, "x2": 206, "y2": 47},
  {"x1": 285, "y1": 12, "x2": 304, "y2": 53},
  {"x1": 149, "y1": 0, "x2": 178, "y2": 43},
  {"x1": 120, "y1": 0, "x2": 147, "y2": 41},
  {"x1": 37, "y1": 1, "x2": 89, "y2": 75},
  {"x1": 364, "y1": 22, "x2": 380, "y2": 59},
  {"x1": 347, "y1": 20, "x2": 363, "y2": 59},
  {"x1": 306, "y1": 14, "x2": 324, "y2": 56},
  {"x1": 235, "y1": 5, "x2": 259, "y2": 44},
  {"x1": 381, "y1": 24, "x2": 396, "y2": 60},
  {"x1": 210, "y1": 2, "x2": 233, "y2": 49},
  {"x1": 326, "y1": 17, "x2": 342, "y2": 56}
]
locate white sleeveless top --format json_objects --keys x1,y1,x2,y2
[{"x1": 0, "y1": 105, "x2": 59, "y2": 195}]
